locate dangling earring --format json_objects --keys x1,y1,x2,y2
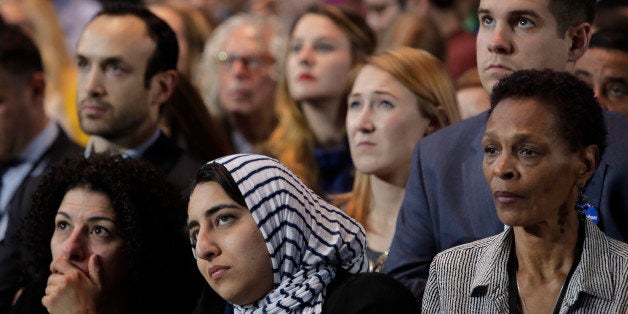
[
  {"x1": 576, "y1": 185, "x2": 599, "y2": 225},
  {"x1": 576, "y1": 185, "x2": 586, "y2": 206}
]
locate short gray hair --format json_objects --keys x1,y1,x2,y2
[{"x1": 197, "y1": 13, "x2": 287, "y2": 118}]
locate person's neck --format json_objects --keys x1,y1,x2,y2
[
  {"x1": 91, "y1": 124, "x2": 158, "y2": 154},
  {"x1": 228, "y1": 110, "x2": 277, "y2": 146},
  {"x1": 366, "y1": 175, "x2": 405, "y2": 251},
  {"x1": 514, "y1": 211, "x2": 580, "y2": 279},
  {"x1": 301, "y1": 98, "x2": 345, "y2": 149},
  {"x1": 513, "y1": 210, "x2": 581, "y2": 313}
]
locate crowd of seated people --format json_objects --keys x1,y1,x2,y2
[{"x1": 0, "y1": 0, "x2": 626, "y2": 313}]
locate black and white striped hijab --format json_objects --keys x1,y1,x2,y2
[{"x1": 211, "y1": 154, "x2": 367, "y2": 313}]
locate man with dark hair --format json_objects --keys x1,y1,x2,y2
[
  {"x1": 76, "y1": 2, "x2": 201, "y2": 191},
  {"x1": 0, "y1": 21, "x2": 82, "y2": 312},
  {"x1": 385, "y1": 0, "x2": 628, "y2": 304},
  {"x1": 576, "y1": 27, "x2": 628, "y2": 115}
]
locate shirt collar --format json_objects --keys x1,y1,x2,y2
[
  {"x1": 18, "y1": 121, "x2": 58, "y2": 163},
  {"x1": 84, "y1": 129, "x2": 161, "y2": 159}
]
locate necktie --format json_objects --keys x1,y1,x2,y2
[{"x1": 0, "y1": 157, "x2": 22, "y2": 209}]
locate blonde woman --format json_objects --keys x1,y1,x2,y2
[
  {"x1": 336, "y1": 47, "x2": 460, "y2": 271},
  {"x1": 261, "y1": 4, "x2": 376, "y2": 195}
]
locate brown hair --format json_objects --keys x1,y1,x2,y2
[
  {"x1": 261, "y1": 4, "x2": 376, "y2": 191},
  {"x1": 339, "y1": 47, "x2": 460, "y2": 228}
]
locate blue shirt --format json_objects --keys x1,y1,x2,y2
[{"x1": 0, "y1": 121, "x2": 57, "y2": 240}]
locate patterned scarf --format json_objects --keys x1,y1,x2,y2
[{"x1": 210, "y1": 154, "x2": 367, "y2": 313}]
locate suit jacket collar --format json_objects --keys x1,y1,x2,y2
[
  {"x1": 461, "y1": 112, "x2": 501, "y2": 235},
  {"x1": 140, "y1": 132, "x2": 184, "y2": 175}
]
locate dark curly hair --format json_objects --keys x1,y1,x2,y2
[
  {"x1": 20, "y1": 154, "x2": 202, "y2": 312},
  {"x1": 489, "y1": 69, "x2": 607, "y2": 159}
]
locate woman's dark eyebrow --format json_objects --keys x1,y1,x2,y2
[
  {"x1": 186, "y1": 204, "x2": 242, "y2": 232},
  {"x1": 55, "y1": 211, "x2": 114, "y2": 223}
]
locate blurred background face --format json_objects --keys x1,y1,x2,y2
[
  {"x1": 217, "y1": 24, "x2": 277, "y2": 117},
  {"x1": 187, "y1": 181, "x2": 273, "y2": 306},
  {"x1": 0, "y1": 0, "x2": 34, "y2": 36},
  {"x1": 286, "y1": 13, "x2": 352, "y2": 103},
  {"x1": 575, "y1": 48, "x2": 628, "y2": 116},
  {"x1": 50, "y1": 188, "x2": 128, "y2": 291},
  {"x1": 364, "y1": 0, "x2": 402, "y2": 36},
  {"x1": 347, "y1": 65, "x2": 430, "y2": 185},
  {"x1": 482, "y1": 98, "x2": 582, "y2": 228}
]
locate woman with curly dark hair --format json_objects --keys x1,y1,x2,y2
[{"x1": 10, "y1": 154, "x2": 218, "y2": 314}]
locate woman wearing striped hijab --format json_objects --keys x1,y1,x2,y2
[{"x1": 187, "y1": 154, "x2": 418, "y2": 313}]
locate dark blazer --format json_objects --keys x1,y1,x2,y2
[
  {"x1": 383, "y1": 110, "x2": 628, "y2": 302},
  {"x1": 140, "y1": 132, "x2": 204, "y2": 195},
  {"x1": 0, "y1": 126, "x2": 82, "y2": 313}
]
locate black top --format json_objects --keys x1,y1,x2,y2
[
  {"x1": 193, "y1": 269, "x2": 419, "y2": 314},
  {"x1": 9, "y1": 279, "x2": 50, "y2": 314},
  {"x1": 323, "y1": 269, "x2": 419, "y2": 313}
]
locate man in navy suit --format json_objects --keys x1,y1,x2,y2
[
  {"x1": 76, "y1": 3, "x2": 201, "y2": 192},
  {"x1": 384, "y1": 0, "x2": 628, "y2": 303},
  {"x1": 0, "y1": 20, "x2": 82, "y2": 312}
]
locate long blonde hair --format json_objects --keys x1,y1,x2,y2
[
  {"x1": 260, "y1": 4, "x2": 376, "y2": 191},
  {"x1": 340, "y1": 47, "x2": 460, "y2": 228}
]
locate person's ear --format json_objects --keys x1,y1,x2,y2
[
  {"x1": 27, "y1": 72, "x2": 46, "y2": 108},
  {"x1": 152, "y1": 69, "x2": 178, "y2": 105},
  {"x1": 577, "y1": 144, "x2": 599, "y2": 185},
  {"x1": 567, "y1": 22, "x2": 591, "y2": 63},
  {"x1": 425, "y1": 106, "x2": 447, "y2": 136}
]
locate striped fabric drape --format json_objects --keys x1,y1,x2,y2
[{"x1": 210, "y1": 154, "x2": 367, "y2": 313}]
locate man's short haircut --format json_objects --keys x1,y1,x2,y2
[
  {"x1": 0, "y1": 19, "x2": 43, "y2": 79},
  {"x1": 92, "y1": 2, "x2": 178, "y2": 88},
  {"x1": 548, "y1": 0, "x2": 596, "y2": 36},
  {"x1": 489, "y1": 69, "x2": 607, "y2": 158},
  {"x1": 589, "y1": 27, "x2": 628, "y2": 53}
]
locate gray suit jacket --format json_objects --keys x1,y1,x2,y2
[
  {"x1": 384, "y1": 110, "x2": 628, "y2": 303},
  {"x1": 422, "y1": 219, "x2": 628, "y2": 313}
]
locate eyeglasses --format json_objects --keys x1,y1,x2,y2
[{"x1": 216, "y1": 51, "x2": 275, "y2": 72}]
